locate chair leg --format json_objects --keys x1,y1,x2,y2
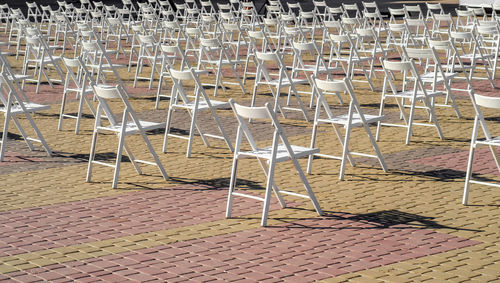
[
  {"x1": 86, "y1": 130, "x2": 98, "y2": 182},
  {"x1": 112, "y1": 133, "x2": 126, "y2": 189},
  {"x1": 463, "y1": 117, "x2": 479, "y2": 205},
  {"x1": 226, "y1": 158, "x2": 239, "y2": 218},
  {"x1": 0, "y1": 111, "x2": 10, "y2": 162},
  {"x1": 261, "y1": 162, "x2": 276, "y2": 227}
]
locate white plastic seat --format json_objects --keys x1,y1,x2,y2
[
  {"x1": 87, "y1": 84, "x2": 168, "y2": 188},
  {"x1": 163, "y1": 67, "x2": 233, "y2": 157},
  {"x1": 226, "y1": 99, "x2": 323, "y2": 226},
  {"x1": 463, "y1": 93, "x2": 500, "y2": 204},
  {"x1": 307, "y1": 77, "x2": 387, "y2": 180}
]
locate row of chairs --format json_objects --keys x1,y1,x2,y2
[{"x1": 0, "y1": 0, "x2": 498, "y2": 225}]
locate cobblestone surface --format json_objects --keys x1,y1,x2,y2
[{"x1": 1, "y1": 22, "x2": 500, "y2": 282}]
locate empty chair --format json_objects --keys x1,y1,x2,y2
[
  {"x1": 22, "y1": 35, "x2": 65, "y2": 94},
  {"x1": 252, "y1": 51, "x2": 310, "y2": 121},
  {"x1": 133, "y1": 34, "x2": 162, "y2": 90},
  {"x1": 87, "y1": 84, "x2": 168, "y2": 188},
  {"x1": 226, "y1": 99, "x2": 323, "y2": 226},
  {"x1": 463, "y1": 93, "x2": 500, "y2": 204},
  {"x1": 328, "y1": 33, "x2": 376, "y2": 91},
  {"x1": 376, "y1": 59, "x2": 445, "y2": 145},
  {"x1": 163, "y1": 67, "x2": 234, "y2": 157},
  {"x1": 307, "y1": 77, "x2": 387, "y2": 180},
  {"x1": 402, "y1": 47, "x2": 462, "y2": 118},
  {"x1": 59, "y1": 57, "x2": 96, "y2": 134},
  {"x1": 197, "y1": 37, "x2": 246, "y2": 97},
  {"x1": 0, "y1": 72, "x2": 52, "y2": 161}
]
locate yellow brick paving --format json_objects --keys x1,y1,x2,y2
[{"x1": 1, "y1": 45, "x2": 500, "y2": 281}]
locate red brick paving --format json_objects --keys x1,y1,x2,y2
[
  {"x1": 0, "y1": 151, "x2": 45, "y2": 165},
  {"x1": 0, "y1": 186, "x2": 288, "y2": 257},
  {"x1": 4, "y1": 213, "x2": 478, "y2": 282},
  {"x1": 408, "y1": 147, "x2": 500, "y2": 176}
]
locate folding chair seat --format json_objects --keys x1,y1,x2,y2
[
  {"x1": 463, "y1": 93, "x2": 500, "y2": 204},
  {"x1": 376, "y1": 59, "x2": 444, "y2": 145},
  {"x1": 328, "y1": 33, "x2": 376, "y2": 91},
  {"x1": 449, "y1": 30, "x2": 496, "y2": 88},
  {"x1": 0, "y1": 72, "x2": 52, "y2": 162},
  {"x1": 402, "y1": 47, "x2": 462, "y2": 118},
  {"x1": 251, "y1": 51, "x2": 310, "y2": 122},
  {"x1": 22, "y1": 35, "x2": 65, "y2": 94},
  {"x1": 307, "y1": 77, "x2": 387, "y2": 180},
  {"x1": 59, "y1": 57, "x2": 96, "y2": 134},
  {"x1": 226, "y1": 99, "x2": 323, "y2": 227},
  {"x1": 163, "y1": 67, "x2": 234, "y2": 157},
  {"x1": 87, "y1": 84, "x2": 168, "y2": 188},
  {"x1": 197, "y1": 38, "x2": 246, "y2": 97}
]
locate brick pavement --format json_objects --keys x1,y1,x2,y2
[{"x1": 1, "y1": 26, "x2": 500, "y2": 283}]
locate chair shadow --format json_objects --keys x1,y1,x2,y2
[{"x1": 267, "y1": 208, "x2": 483, "y2": 232}]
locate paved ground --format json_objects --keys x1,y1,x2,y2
[{"x1": 1, "y1": 12, "x2": 500, "y2": 282}]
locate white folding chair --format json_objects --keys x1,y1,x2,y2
[
  {"x1": 163, "y1": 67, "x2": 234, "y2": 157},
  {"x1": 290, "y1": 41, "x2": 343, "y2": 107},
  {"x1": 449, "y1": 30, "x2": 496, "y2": 88},
  {"x1": 59, "y1": 57, "x2": 97, "y2": 134},
  {"x1": 155, "y1": 43, "x2": 190, "y2": 109},
  {"x1": 133, "y1": 34, "x2": 162, "y2": 90},
  {"x1": 197, "y1": 37, "x2": 246, "y2": 97},
  {"x1": 251, "y1": 51, "x2": 310, "y2": 122},
  {"x1": 402, "y1": 47, "x2": 462, "y2": 118},
  {"x1": 328, "y1": 33, "x2": 376, "y2": 91},
  {"x1": 376, "y1": 59, "x2": 445, "y2": 145},
  {"x1": 22, "y1": 35, "x2": 65, "y2": 94},
  {"x1": 226, "y1": 99, "x2": 323, "y2": 227},
  {"x1": 307, "y1": 77, "x2": 387, "y2": 180},
  {"x1": 463, "y1": 93, "x2": 500, "y2": 204},
  {"x1": 0, "y1": 72, "x2": 52, "y2": 162},
  {"x1": 87, "y1": 84, "x2": 168, "y2": 188}
]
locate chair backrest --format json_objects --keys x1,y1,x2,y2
[{"x1": 474, "y1": 94, "x2": 500, "y2": 109}]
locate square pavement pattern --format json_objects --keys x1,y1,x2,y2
[{"x1": 1, "y1": 22, "x2": 500, "y2": 283}]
